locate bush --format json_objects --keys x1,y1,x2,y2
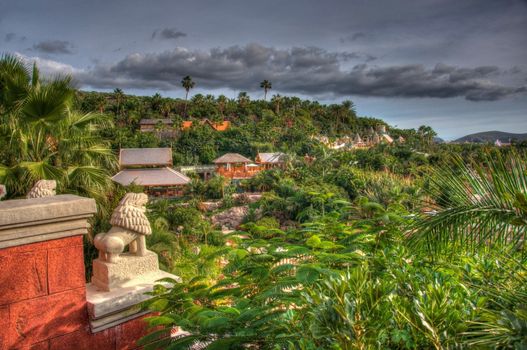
[{"x1": 167, "y1": 207, "x2": 202, "y2": 234}]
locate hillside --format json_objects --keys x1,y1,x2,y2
[
  {"x1": 455, "y1": 131, "x2": 527, "y2": 143},
  {"x1": 73, "y1": 90, "x2": 430, "y2": 165}
]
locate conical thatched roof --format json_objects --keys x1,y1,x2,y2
[{"x1": 354, "y1": 134, "x2": 363, "y2": 143}]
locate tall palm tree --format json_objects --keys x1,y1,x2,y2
[
  {"x1": 181, "y1": 75, "x2": 195, "y2": 115},
  {"x1": 410, "y1": 151, "x2": 527, "y2": 253},
  {"x1": 0, "y1": 54, "x2": 116, "y2": 204},
  {"x1": 260, "y1": 80, "x2": 272, "y2": 101},
  {"x1": 113, "y1": 88, "x2": 124, "y2": 116}
]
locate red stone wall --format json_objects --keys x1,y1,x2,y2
[{"x1": 0, "y1": 236, "x2": 154, "y2": 350}]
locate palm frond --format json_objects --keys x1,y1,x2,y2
[{"x1": 410, "y1": 151, "x2": 527, "y2": 253}]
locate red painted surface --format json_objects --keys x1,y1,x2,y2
[
  {"x1": 0, "y1": 250, "x2": 48, "y2": 305},
  {"x1": 50, "y1": 327, "x2": 115, "y2": 350},
  {"x1": 7, "y1": 287, "x2": 86, "y2": 347},
  {"x1": 0, "y1": 236, "x2": 158, "y2": 350},
  {"x1": 47, "y1": 245, "x2": 85, "y2": 294}
]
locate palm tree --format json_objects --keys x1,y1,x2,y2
[
  {"x1": 160, "y1": 101, "x2": 172, "y2": 118},
  {"x1": 113, "y1": 88, "x2": 124, "y2": 116},
  {"x1": 271, "y1": 94, "x2": 282, "y2": 115},
  {"x1": 95, "y1": 95, "x2": 106, "y2": 113},
  {"x1": 217, "y1": 95, "x2": 227, "y2": 118},
  {"x1": 340, "y1": 100, "x2": 356, "y2": 132},
  {"x1": 237, "y1": 91, "x2": 250, "y2": 108},
  {"x1": 417, "y1": 125, "x2": 437, "y2": 147},
  {"x1": 181, "y1": 75, "x2": 195, "y2": 115},
  {"x1": 0, "y1": 54, "x2": 116, "y2": 204},
  {"x1": 410, "y1": 151, "x2": 527, "y2": 253},
  {"x1": 150, "y1": 93, "x2": 163, "y2": 113},
  {"x1": 260, "y1": 80, "x2": 272, "y2": 101}
]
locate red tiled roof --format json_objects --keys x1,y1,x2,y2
[
  {"x1": 202, "y1": 119, "x2": 231, "y2": 131},
  {"x1": 181, "y1": 121, "x2": 193, "y2": 130},
  {"x1": 210, "y1": 121, "x2": 231, "y2": 131}
]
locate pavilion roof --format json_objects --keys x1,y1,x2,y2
[
  {"x1": 213, "y1": 153, "x2": 252, "y2": 164},
  {"x1": 112, "y1": 167, "x2": 190, "y2": 187},
  {"x1": 119, "y1": 148, "x2": 172, "y2": 167}
]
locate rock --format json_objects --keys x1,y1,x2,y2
[
  {"x1": 199, "y1": 201, "x2": 222, "y2": 212},
  {"x1": 211, "y1": 206, "x2": 249, "y2": 229},
  {"x1": 232, "y1": 193, "x2": 262, "y2": 205}
]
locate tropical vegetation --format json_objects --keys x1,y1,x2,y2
[{"x1": 1, "y1": 55, "x2": 526, "y2": 349}]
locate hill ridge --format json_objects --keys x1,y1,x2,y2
[{"x1": 455, "y1": 131, "x2": 527, "y2": 143}]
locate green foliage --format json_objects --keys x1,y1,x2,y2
[
  {"x1": 167, "y1": 207, "x2": 203, "y2": 235},
  {"x1": 141, "y1": 151, "x2": 527, "y2": 350},
  {"x1": 0, "y1": 55, "x2": 116, "y2": 204}
]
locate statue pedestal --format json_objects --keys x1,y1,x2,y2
[
  {"x1": 87, "y1": 251, "x2": 180, "y2": 332},
  {"x1": 86, "y1": 269, "x2": 179, "y2": 332},
  {"x1": 92, "y1": 251, "x2": 159, "y2": 292}
]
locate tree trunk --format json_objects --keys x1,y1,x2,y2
[{"x1": 184, "y1": 90, "x2": 189, "y2": 116}]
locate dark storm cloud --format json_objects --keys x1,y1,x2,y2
[
  {"x1": 151, "y1": 28, "x2": 187, "y2": 40},
  {"x1": 73, "y1": 44, "x2": 525, "y2": 101},
  {"x1": 31, "y1": 40, "x2": 74, "y2": 54}
]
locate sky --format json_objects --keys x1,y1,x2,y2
[{"x1": 1, "y1": 0, "x2": 526, "y2": 140}]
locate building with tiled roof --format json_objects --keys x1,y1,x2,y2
[
  {"x1": 113, "y1": 148, "x2": 189, "y2": 197},
  {"x1": 139, "y1": 118, "x2": 173, "y2": 132},
  {"x1": 112, "y1": 168, "x2": 190, "y2": 187},
  {"x1": 213, "y1": 153, "x2": 257, "y2": 179},
  {"x1": 213, "y1": 153, "x2": 252, "y2": 164}
]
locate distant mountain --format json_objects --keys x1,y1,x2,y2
[{"x1": 455, "y1": 131, "x2": 527, "y2": 143}]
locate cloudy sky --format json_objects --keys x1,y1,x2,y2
[{"x1": 2, "y1": 0, "x2": 526, "y2": 139}]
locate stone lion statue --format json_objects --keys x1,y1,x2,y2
[
  {"x1": 94, "y1": 192, "x2": 152, "y2": 263},
  {"x1": 27, "y1": 180, "x2": 56, "y2": 199}
]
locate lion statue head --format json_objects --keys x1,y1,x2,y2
[
  {"x1": 27, "y1": 180, "x2": 57, "y2": 199},
  {"x1": 110, "y1": 192, "x2": 151, "y2": 235}
]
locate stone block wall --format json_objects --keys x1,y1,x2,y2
[{"x1": 0, "y1": 195, "x2": 159, "y2": 350}]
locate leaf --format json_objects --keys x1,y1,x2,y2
[
  {"x1": 145, "y1": 315, "x2": 175, "y2": 327},
  {"x1": 296, "y1": 266, "x2": 320, "y2": 284},
  {"x1": 203, "y1": 316, "x2": 232, "y2": 330},
  {"x1": 148, "y1": 298, "x2": 170, "y2": 311}
]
